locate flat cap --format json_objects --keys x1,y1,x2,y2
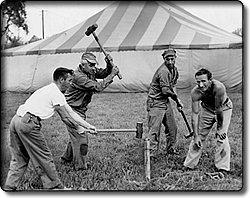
[
  {"x1": 80, "y1": 52, "x2": 99, "y2": 65},
  {"x1": 162, "y1": 48, "x2": 176, "y2": 58}
]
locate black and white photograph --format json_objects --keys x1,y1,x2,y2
[{"x1": 1, "y1": 0, "x2": 243, "y2": 193}]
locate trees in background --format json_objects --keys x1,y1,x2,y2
[
  {"x1": 1, "y1": 1, "x2": 29, "y2": 49},
  {"x1": 232, "y1": 28, "x2": 242, "y2": 37},
  {"x1": 26, "y1": 35, "x2": 41, "y2": 44}
]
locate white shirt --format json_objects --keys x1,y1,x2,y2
[{"x1": 17, "y1": 83, "x2": 67, "y2": 120}]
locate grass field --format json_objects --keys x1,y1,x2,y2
[{"x1": 1, "y1": 91, "x2": 243, "y2": 191}]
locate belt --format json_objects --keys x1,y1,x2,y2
[
  {"x1": 27, "y1": 112, "x2": 41, "y2": 122},
  {"x1": 147, "y1": 97, "x2": 169, "y2": 104}
]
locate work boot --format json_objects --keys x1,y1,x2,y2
[{"x1": 61, "y1": 156, "x2": 72, "y2": 164}]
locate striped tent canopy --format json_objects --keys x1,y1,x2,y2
[{"x1": 2, "y1": 1, "x2": 242, "y2": 57}]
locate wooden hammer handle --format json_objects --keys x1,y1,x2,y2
[{"x1": 92, "y1": 32, "x2": 122, "y2": 80}]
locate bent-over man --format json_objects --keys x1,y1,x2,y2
[
  {"x1": 4, "y1": 67, "x2": 96, "y2": 191},
  {"x1": 184, "y1": 68, "x2": 233, "y2": 173}
]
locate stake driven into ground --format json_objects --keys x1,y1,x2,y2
[{"x1": 1, "y1": 91, "x2": 243, "y2": 190}]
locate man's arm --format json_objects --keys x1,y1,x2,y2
[
  {"x1": 95, "y1": 54, "x2": 113, "y2": 79},
  {"x1": 191, "y1": 99, "x2": 200, "y2": 138},
  {"x1": 159, "y1": 69, "x2": 181, "y2": 104},
  {"x1": 75, "y1": 66, "x2": 119, "y2": 92},
  {"x1": 64, "y1": 103, "x2": 95, "y2": 130},
  {"x1": 54, "y1": 104, "x2": 96, "y2": 131},
  {"x1": 191, "y1": 88, "x2": 201, "y2": 137},
  {"x1": 95, "y1": 67, "x2": 112, "y2": 79},
  {"x1": 162, "y1": 86, "x2": 177, "y2": 100},
  {"x1": 191, "y1": 88, "x2": 202, "y2": 147},
  {"x1": 162, "y1": 86, "x2": 182, "y2": 107},
  {"x1": 214, "y1": 86, "x2": 225, "y2": 130}
]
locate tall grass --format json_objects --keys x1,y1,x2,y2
[{"x1": 1, "y1": 91, "x2": 243, "y2": 191}]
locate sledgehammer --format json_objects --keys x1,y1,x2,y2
[
  {"x1": 85, "y1": 24, "x2": 122, "y2": 80},
  {"x1": 179, "y1": 109, "x2": 194, "y2": 139},
  {"x1": 175, "y1": 99, "x2": 193, "y2": 139}
]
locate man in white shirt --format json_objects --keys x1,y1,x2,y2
[{"x1": 4, "y1": 67, "x2": 96, "y2": 191}]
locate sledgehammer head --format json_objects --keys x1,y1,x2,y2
[{"x1": 85, "y1": 24, "x2": 98, "y2": 36}]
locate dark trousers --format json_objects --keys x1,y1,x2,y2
[
  {"x1": 61, "y1": 111, "x2": 89, "y2": 170},
  {"x1": 147, "y1": 102, "x2": 177, "y2": 157}
]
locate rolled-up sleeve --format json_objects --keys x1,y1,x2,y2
[
  {"x1": 159, "y1": 70, "x2": 170, "y2": 88},
  {"x1": 158, "y1": 70, "x2": 177, "y2": 98}
]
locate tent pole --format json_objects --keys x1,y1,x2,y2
[{"x1": 29, "y1": 49, "x2": 40, "y2": 95}]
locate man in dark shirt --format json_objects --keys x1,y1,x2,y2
[
  {"x1": 61, "y1": 52, "x2": 119, "y2": 170},
  {"x1": 146, "y1": 48, "x2": 183, "y2": 160}
]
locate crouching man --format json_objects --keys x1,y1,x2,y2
[
  {"x1": 184, "y1": 68, "x2": 233, "y2": 173},
  {"x1": 4, "y1": 67, "x2": 96, "y2": 191}
]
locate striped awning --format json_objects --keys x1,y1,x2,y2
[{"x1": 2, "y1": 1, "x2": 242, "y2": 57}]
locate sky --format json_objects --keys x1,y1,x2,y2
[{"x1": 8, "y1": 1, "x2": 243, "y2": 42}]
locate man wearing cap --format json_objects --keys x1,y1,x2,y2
[
  {"x1": 146, "y1": 48, "x2": 183, "y2": 160},
  {"x1": 61, "y1": 52, "x2": 119, "y2": 170}
]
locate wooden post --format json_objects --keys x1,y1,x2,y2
[
  {"x1": 144, "y1": 138, "x2": 151, "y2": 181},
  {"x1": 136, "y1": 122, "x2": 143, "y2": 139}
]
